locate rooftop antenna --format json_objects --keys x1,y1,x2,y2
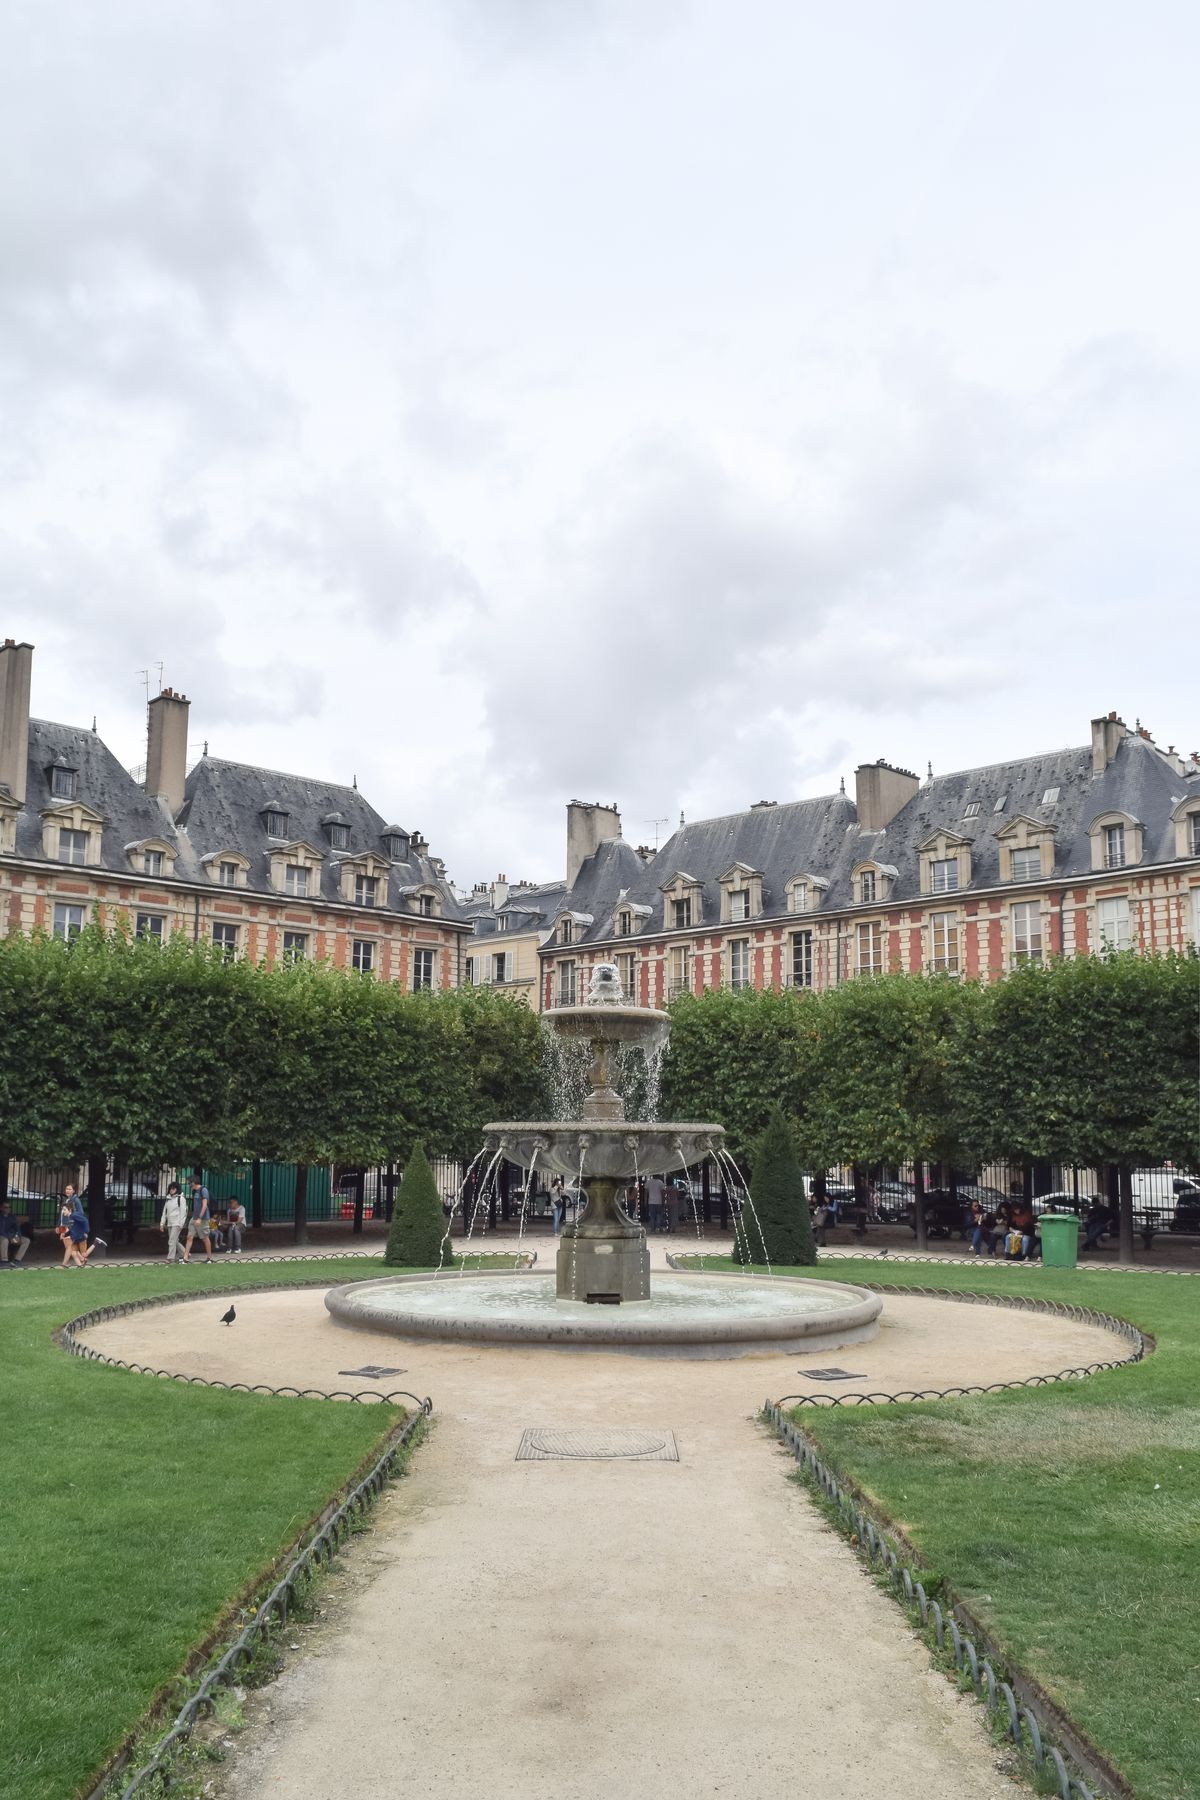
[
  {"x1": 136, "y1": 662, "x2": 164, "y2": 705},
  {"x1": 645, "y1": 816, "x2": 669, "y2": 850},
  {"x1": 679, "y1": 808, "x2": 685, "y2": 827}
]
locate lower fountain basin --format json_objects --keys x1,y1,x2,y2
[
  {"x1": 483, "y1": 1121, "x2": 724, "y2": 1181},
  {"x1": 324, "y1": 1270, "x2": 882, "y2": 1359}
]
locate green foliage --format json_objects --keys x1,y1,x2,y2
[
  {"x1": 661, "y1": 987, "x2": 819, "y2": 1166},
  {"x1": 730, "y1": 1107, "x2": 816, "y2": 1265},
  {"x1": 384, "y1": 1141, "x2": 449, "y2": 1267}
]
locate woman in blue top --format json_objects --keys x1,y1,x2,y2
[{"x1": 61, "y1": 1186, "x2": 101, "y2": 1266}]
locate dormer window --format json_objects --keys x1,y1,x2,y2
[
  {"x1": 1010, "y1": 847, "x2": 1041, "y2": 882},
  {"x1": 355, "y1": 874, "x2": 378, "y2": 907},
  {"x1": 930, "y1": 859, "x2": 958, "y2": 892},
  {"x1": 617, "y1": 909, "x2": 633, "y2": 936},
  {"x1": 59, "y1": 828, "x2": 88, "y2": 865},
  {"x1": 786, "y1": 874, "x2": 827, "y2": 914},
  {"x1": 1192, "y1": 815, "x2": 1200, "y2": 857},
  {"x1": 661, "y1": 872, "x2": 703, "y2": 930},
  {"x1": 1167, "y1": 796, "x2": 1200, "y2": 859},
  {"x1": 717, "y1": 863, "x2": 763, "y2": 924},
  {"x1": 264, "y1": 809, "x2": 289, "y2": 838},
  {"x1": 50, "y1": 764, "x2": 77, "y2": 801},
  {"x1": 560, "y1": 917, "x2": 574, "y2": 945},
  {"x1": 729, "y1": 888, "x2": 751, "y2": 921},
  {"x1": 285, "y1": 863, "x2": 309, "y2": 897},
  {"x1": 1087, "y1": 810, "x2": 1142, "y2": 873},
  {"x1": 791, "y1": 884, "x2": 808, "y2": 913},
  {"x1": 496, "y1": 914, "x2": 510, "y2": 933},
  {"x1": 144, "y1": 850, "x2": 164, "y2": 877},
  {"x1": 993, "y1": 794, "x2": 1007, "y2": 813},
  {"x1": 220, "y1": 861, "x2": 239, "y2": 887},
  {"x1": 384, "y1": 832, "x2": 409, "y2": 861},
  {"x1": 853, "y1": 861, "x2": 896, "y2": 906},
  {"x1": 963, "y1": 801, "x2": 981, "y2": 819},
  {"x1": 860, "y1": 869, "x2": 876, "y2": 903},
  {"x1": 671, "y1": 897, "x2": 691, "y2": 929},
  {"x1": 328, "y1": 823, "x2": 350, "y2": 851},
  {"x1": 417, "y1": 892, "x2": 435, "y2": 917}
]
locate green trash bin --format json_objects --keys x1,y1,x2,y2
[{"x1": 1039, "y1": 1211, "x2": 1080, "y2": 1268}]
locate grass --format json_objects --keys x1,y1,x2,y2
[
  {"x1": 690, "y1": 1253, "x2": 1200, "y2": 1800},
  {"x1": 0, "y1": 1254, "x2": 419, "y2": 1800}
]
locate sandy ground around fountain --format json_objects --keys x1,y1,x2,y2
[{"x1": 78, "y1": 1291, "x2": 1126, "y2": 1800}]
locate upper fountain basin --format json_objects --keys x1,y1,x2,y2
[
  {"x1": 484, "y1": 1120, "x2": 724, "y2": 1181},
  {"x1": 545, "y1": 1003, "x2": 670, "y2": 1049}
]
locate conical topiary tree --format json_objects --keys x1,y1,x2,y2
[
  {"x1": 384, "y1": 1141, "x2": 451, "y2": 1268},
  {"x1": 730, "y1": 1108, "x2": 817, "y2": 1267}
]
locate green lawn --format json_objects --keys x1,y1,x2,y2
[
  {"x1": 0, "y1": 1256, "x2": 415, "y2": 1800},
  {"x1": 692, "y1": 1255, "x2": 1199, "y2": 1800}
]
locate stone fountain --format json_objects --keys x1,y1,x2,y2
[
  {"x1": 484, "y1": 961, "x2": 723, "y2": 1304},
  {"x1": 325, "y1": 962, "x2": 882, "y2": 1355}
]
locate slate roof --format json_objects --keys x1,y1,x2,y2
[
  {"x1": 548, "y1": 733, "x2": 1200, "y2": 949},
  {"x1": 11, "y1": 720, "x2": 194, "y2": 872},
  {"x1": 176, "y1": 757, "x2": 467, "y2": 919},
  {"x1": 468, "y1": 878, "x2": 568, "y2": 941}
]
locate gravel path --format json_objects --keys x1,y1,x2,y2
[{"x1": 99, "y1": 1286, "x2": 1109, "y2": 1799}]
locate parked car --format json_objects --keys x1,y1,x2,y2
[
  {"x1": 1031, "y1": 1192, "x2": 1088, "y2": 1217},
  {"x1": 903, "y1": 1188, "x2": 969, "y2": 1238},
  {"x1": 872, "y1": 1180, "x2": 914, "y2": 1223},
  {"x1": 956, "y1": 1183, "x2": 1007, "y2": 1208}
]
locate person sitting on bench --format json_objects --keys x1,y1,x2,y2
[{"x1": 0, "y1": 1201, "x2": 31, "y2": 1265}]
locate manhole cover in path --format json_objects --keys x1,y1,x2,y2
[
  {"x1": 516, "y1": 1427, "x2": 679, "y2": 1462},
  {"x1": 338, "y1": 1366, "x2": 407, "y2": 1379},
  {"x1": 800, "y1": 1368, "x2": 867, "y2": 1381}
]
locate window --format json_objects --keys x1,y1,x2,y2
[
  {"x1": 790, "y1": 929, "x2": 813, "y2": 989},
  {"x1": 1010, "y1": 846, "x2": 1042, "y2": 883},
  {"x1": 1096, "y1": 896, "x2": 1131, "y2": 953},
  {"x1": 59, "y1": 827, "x2": 88, "y2": 865},
  {"x1": 671, "y1": 897, "x2": 692, "y2": 930},
  {"x1": 285, "y1": 863, "x2": 309, "y2": 897},
  {"x1": 993, "y1": 794, "x2": 1008, "y2": 813},
  {"x1": 282, "y1": 931, "x2": 308, "y2": 961},
  {"x1": 1103, "y1": 823, "x2": 1126, "y2": 869},
  {"x1": 265, "y1": 810, "x2": 288, "y2": 838},
  {"x1": 859, "y1": 869, "x2": 876, "y2": 904},
  {"x1": 412, "y1": 948, "x2": 435, "y2": 991},
  {"x1": 144, "y1": 849, "x2": 164, "y2": 877},
  {"x1": 1192, "y1": 888, "x2": 1200, "y2": 948},
  {"x1": 328, "y1": 823, "x2": 350, "y2": 851},
  {"x1": 135, "y1": 913, "x2": 164, "y2": 942},
  {"x1": 492, "y1": 952, "x2": 509, "y2": 984},
  {"x1": 729, "y1": 938, "x2": 751, "y2": 990},
  {"x1": 219, "y1": 860, "x2": 240, "y2": 887},
  {"x1": 50, "y1": 766, "x2": 77, "y2": 800},
  {"x1": 729, "y1": 888, "x2": 751, "y2": 921},
  {"x1": 1042, "y1": 787, "x2": 1060, "y2": 806},
  {"x1": 617, "y1": 952, "x2": 638, "y2": 1001},
  {"x1": 963, "y1": 801, "x2": 981, "y2": 819},
  {"x1": 53, "y1": 903, "x2": 84, "y2": 940},
  {"x1": 617, "y1": 910, "x2": 633, "y2": 936},
  {"x1": 557, "y1": 960, "x2": 577, "y2": 1006},
  {"x1": 1190, "y1": 815, "x2": 1200, "y2": 857},
  {"x1": 385, "y1": 834, "x2": 408, "y2": 860},
  {"x1": 560, "y1": 917, "x2": 574, "y2": 945},
  {"x1": 355, "y1": 874, "x2": 378, "y2": 907},
  {"x1": 791, "y1": 884, "x2": 808, "y2": 913},
  {"x1": 496, "y1": 915, "x2": 509, "y2": 933},
  {"x1": 352, "y1": 939, "x2": 375, "y2": 973},
  {"x1": 417, "y1": 893, "x2": 435, "y2": 917},
  {"x1": 856, "y1": 920, "x2": 883, "y2": 975},
  {"x1": 1011, "y1": 901, "x2": 1042, "y2": 964},
  {"x1": 212, "y1": 922, "x2": 239, "y2": 959},
  {"x1": 930, "y1": 858, "x2": 959, "y2": 894},
  {"x1": 929, "y1": 911, "x2": 959, "y2": 974},
  {"x1": 667, "y1": 945, "x2": 691, "y2": 1000}
]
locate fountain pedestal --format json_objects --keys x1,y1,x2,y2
[{"x1": 556, "y1": 1178, "x2": 650, "y2": 1303}]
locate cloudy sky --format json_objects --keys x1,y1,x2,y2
[{"x1": 2, "y1": 1, "x2": 1196, "y2": 886}]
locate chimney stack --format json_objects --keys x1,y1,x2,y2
[
  {"x1": 566, "y1": 800, "x2": 621, "y2": 887},
  {"x1": 145, "y1": 687, "x2": 190, "y2": 816},
  {"x1": 1091, "y1": 711, "x2": 1126, "y2": 777},
  {"x1": 853, "y1": 759, "x2": 919, "y2": 833},
  {"x1": 0, "y1": 639, "x2": 34, "y2": 805}
]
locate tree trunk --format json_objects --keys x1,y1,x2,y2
[
  {"x1": 352, "y1": 1168, "x2": 365, "y2": 1237},
  {"x1": 87, "y1": 1154, "x2": 108, "y2": 1238},
  {"x1": 0, "y1": 1148, "x2": 9, "y2": 1205},
  {"x1": 293, "y1": 1163, "x2": 309, "y2": 1245},
  {"x1": 913, "y1": 1160, "x2": 928, "y2": 1251},
  {"x1": 251, "y1": 1159, "x2": 263, "y2": 1230},
  {"x1": 1117, "y1": 1164, "x2": 1135, "y2": 1264},
  {"x1": 384, "y1": 1163, "x2": 396, "y2": 1223}
]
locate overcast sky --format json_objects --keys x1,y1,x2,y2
[{"x1": 2, "y1": 1, "x2": 1196, "y2": 887}]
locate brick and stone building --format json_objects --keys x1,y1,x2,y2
[
  {"x1": 0, "y1": 641, "x2": 470, "y2": 982},
  {"x1": 539, "y1": 714, "x2": 1200, "y2": 1008}
]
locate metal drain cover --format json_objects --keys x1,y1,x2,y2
[
  {"x1": 800, "y1": 1368, "x2": 867, "y2": 1382},
  {"x1": 516, "y1": 1427, "x2": 679, "y2": 1462},
  {"x1": 338, "y1": 1366, "x2": 407, "y2": 1379}
]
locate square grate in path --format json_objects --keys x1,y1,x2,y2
[
  {"x1": 516, "y1": 1427, "x2": 679, "y2": 1462},
  {"x1": 338, "y1": 1366, "x2": 407, "y2": 1379},
  {"x1": 800, "y1": 1368, "x2": 867, "y2": 1382}
]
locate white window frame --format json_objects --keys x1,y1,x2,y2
[
  {"x1": 729, "y1": 888, "x2": 751, "y2": 922},
  {"x1": 617, "y1": 910, "x2": 633, "y2": 936},
  {"x1": 1011, "y1": 901, "x2": 1042, "y2": 965},
  {"x1": 930, "y1": 858, "x2": 959, "y2": 894},
  {"x1": 143, "y1": 849, "x2": 165, "y2": 877},
  {"x1": 790, "y1": 929, "x2": 813, "y2": 989},
  {"x1": 671, "y1": 897, "x2": 692, "y2": 930},
  {"x1": 352, "y1": 939, "x2": 375, "y2": 973},
  {"x1": 412, "y1": 947, "x2": 435, "y2": 991},
  {"x1": 1010, "y1": 846, "x2": 1041, "y2": 883},
  {"x1": 856, "y1": 920, "x2": 882, "y2": 976},
  {"x1": 728, "y1": 937, "x2": 751, "y2": 990},
  {"x1": 212, "y1": 921, "x2": 239, "y2": 958},
  {"x1": 355, "y1": 874, "x2": 378, "y2": 907},
  {"x1": 282, "y1": 930, "x2": 308, "y2": 961},
  {"x1": 219, "y1": 860, "x2": 240, "y2": 888},
  {"x1": 929, "y1": 910, "x2": 959, "y2": 974},
  {"x1": 1096, "y1": 895, "x2": 1131, "y2": 953},
  {"x1": 1190, "y1": 815, "x2": 1200, "y2": 857},
  {"x1": 285, "y1": 863, "x2": 309, "y2": 897},
  {"x1": 492, "y1": 951, "x2": 509, "y2": 984},
  {"x1": 859, "y1": 869, "x2": 877, "y2": 904},
  {"x1": 1103, "y1": 823, "x2": 1126, "y2": 869},
  {"x1": 59, "y1": 827, "x2": 89, "y2": 866},
  {"x1": 790, "y1": 883, "x2": 808, "y2": 914},
  {"x1": 617, "y1": 951, "x2": 638, "y2": 1001},
  {"x1": 135, "y1": 913, "x2": 164, "y2": 941},
  {"x1": 1191, "y1": 888, "x2": 1200, "y2": 948},
  {"x1": 667, "y1": 945, "x2": 691, "y2": 1000},
  {"x1": 557, "y1": 959, "x2": 577, "y2": 1006},
  {"x1": 53, "y1": 902, "x2": 85, "y2": 940}
]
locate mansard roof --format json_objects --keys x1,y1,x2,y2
[
  {"x1": 10, "y1": 720, "x2": 193, "y2": 874},
  {"x1": 177, "y1": 757, "x2": 466, "y2": 919}
]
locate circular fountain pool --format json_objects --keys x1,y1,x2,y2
[{"x1": 324, "y1": 1270, "x2": 882, "y2": 1359}]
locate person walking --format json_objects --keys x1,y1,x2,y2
[
  {"x1": 62, "y1": 1186, "x2": 102, "y2": 1266},
  {"x1": 550, "y1": 1176, "x2": 566, "y2": 1235},
  {"x1": 183, "y1": 1175, "x2": 214, "y2": 1264},
  {"x1": 0, "y1": 1200, "x2": 31, "y2": 1266},
  {"x1": 159, "y1": 1182, "x2": 188, "y2": 1263},
  {"x1": 645, "y1": 1174, "x2": 667, "y2": 1233},
  {"x1": 226, "y1": 1197, "x2": 247, "y2": 1255}
]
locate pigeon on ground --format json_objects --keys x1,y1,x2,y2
[
  {"x1": 220, "y1": 1304, "x2": 236, "y2": 1325},
  {"x1": 877, "y1": 1248, "x2": 889, "y2": 1258}
]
